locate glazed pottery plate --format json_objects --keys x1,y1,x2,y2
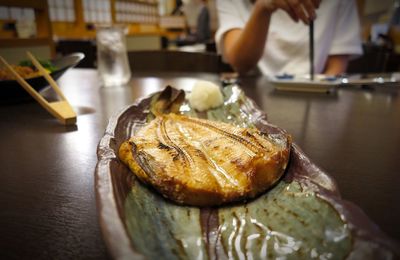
[
  {"x1": 96, "y1": 85, "x2": 399, "y2": 259},
  {"x1": 0, "y1": 52, "x2": 84, "y2": 103}
]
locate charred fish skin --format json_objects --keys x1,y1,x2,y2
[{"x1": 119, "y1": 113, "x2": 291, "y2": 207}]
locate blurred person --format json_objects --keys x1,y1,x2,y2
[
  {"x1": 215, "y1": 0, "x2": 363, "y2": 76},
  {"x1": 178, "y1": 0, "x2": 211, "y2": 45},
  {"x1": 172, "y1": 0, "x2": 184, "y2": 15},
  {"x1": 390, "y1": 0, "x2": 400, "y2": 26},
  {"x1": 196, "y1": 0, "x2": 211, "y2": 42}
]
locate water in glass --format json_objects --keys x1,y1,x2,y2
[{"x1": 96, "y1": 26, "x2": 131, "y2": 87}]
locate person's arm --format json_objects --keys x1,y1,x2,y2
[
  {"x1": 323, "y1": 55, "x2": 350, "y2": 75},
  {"x1": 223, "y1": 3, "x2": 271, "y2": 74},
  {"x1": 223, "y1": 0, "x2": 320, "y2": 74}
]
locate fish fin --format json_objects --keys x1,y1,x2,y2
[{"x1": 150, "y1": 86, "x2": 185, "y2": 116}]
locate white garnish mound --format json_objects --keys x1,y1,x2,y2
[{"x1": 188, "y1": 80, "x2": 223, "y2": 112}]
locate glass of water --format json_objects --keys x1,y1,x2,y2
[{"x1": 96, "y1": 25, "x2": 131, "y2": 87}]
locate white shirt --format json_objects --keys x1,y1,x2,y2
[{"x1": 215, "y1": 0, "x2": 363, "y2": 77}]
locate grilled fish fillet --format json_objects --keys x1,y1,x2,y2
[{"x1": 119, "y1": 113, "x2": 291, "y2": 206}]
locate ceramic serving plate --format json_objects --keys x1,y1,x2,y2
[
  {"x1": 96, "y1": 85, "x2": 399, "y2": 259},
  {"x1": 271, "y1": 74, "x2": 340, "y2": 93},
  {"x1": 0, "y1": 52, "x2": 84, "y2": 103}
]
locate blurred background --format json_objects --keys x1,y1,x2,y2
[{"x1": 0, "y1": 0, "x2": 399, "y2": 73}]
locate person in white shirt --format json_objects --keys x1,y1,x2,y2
[{"x1": 215, "y1": 0, "x2": 363, "y2": 76}]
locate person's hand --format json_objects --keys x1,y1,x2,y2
[{"x1": 256, "y1": 0, "x2": 321, "y2": 24}]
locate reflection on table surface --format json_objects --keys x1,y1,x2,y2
[{"x1": 0, "y1": 68, "x2": 399, "y2": 259}]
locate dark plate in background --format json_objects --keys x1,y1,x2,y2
[{"x1": 0, "y1": 52, "x2": 85, "y2": 103}]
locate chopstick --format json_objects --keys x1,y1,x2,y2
[
  {"x1": 0, "y1": 53, "x2": 76, "y2": 125},
  {"x1": 309, "y1": 20, "x2": 314, "y2": 81},
  {"x1": 26, "y1": 52, "x2": 68, "y2": 101}
]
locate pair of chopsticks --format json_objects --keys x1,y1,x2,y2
[
  {"x1": 0, "y1": 52, "x2": 76, "y2": 125},
  {"x1": 309, "y1": 21, "x2": 314, "y2": 81}
]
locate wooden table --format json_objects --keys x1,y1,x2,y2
[{"x1": 1, "y1": 69, "x2": 399, "y2": 258}]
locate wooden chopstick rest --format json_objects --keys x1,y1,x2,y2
[{"x1": 0, "y1": 53, "x2": 77, "y2": 125}]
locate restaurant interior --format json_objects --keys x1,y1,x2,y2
[
  {"x1": 0, "y1": 0, "x2": 399, "y2": 71},
  {"x1": 1, "y1": 0, "x2": 400, "y2": 259}
]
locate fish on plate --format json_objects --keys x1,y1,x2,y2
[{"x1": 119, "y1": 86, "x2": 291, "y2": 206}]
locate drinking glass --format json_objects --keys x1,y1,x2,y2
[{"x1": 96, "y1": 26, "x2": 131, "y2": 87}]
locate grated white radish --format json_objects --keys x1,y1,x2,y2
[{"x1": 188, "y1": 80, "x2": 223, "y2": 112}]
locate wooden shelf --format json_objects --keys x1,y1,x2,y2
[
  {"x1": 0, "y1": 38, "x2": 53, "y2": 48},
  {"x1": 128, "y1": 0, "x2": 158, "y2": 6},
  {"x1": 0, "y1": 0, "x2": 55, "y2": 56},
  {"x1": 0, "y1": 0, "x2": 48, "y2": 9}
]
